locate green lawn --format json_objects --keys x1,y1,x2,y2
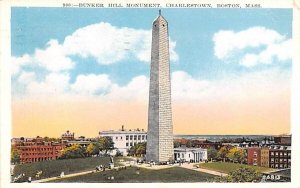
[
  {"x1": 198, "y1": 162, "x2": 273, "y2": 174},
  {"x1": 49, "y1": 166, "x2": 216, "y2": 183},
  {"x1": 13, "y1": 157, "x2": 111, "y2": 182}
]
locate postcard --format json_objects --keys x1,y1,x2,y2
[{"x1": 1, "y1": 0, "x2": 300, "y2": 187}]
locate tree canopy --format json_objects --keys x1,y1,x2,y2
[
  {"x1": 207, "y1": 147, "x2": 218, "y2": 160},
  {"x1": 128, "y1": 142, "x2": 146, "y2": 157},
  {"x1": 226, "y1": 147, "x2": 246, "y2": 163},
  {"x1": 215, "y1": 167, "x2": 262, "y2": 182},
  {"x1": 59, "y1": 144, "x2": 86, "y2": 159},
  {"x1": 98, "y1": 136, "x2": 114, "y2": 154},
  {"x1": 11, "y1": 146, "x2": 21, "y2": 164}
]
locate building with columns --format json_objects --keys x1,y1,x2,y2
[{"x1": 174, "y1": 147, "x2": 207, "y2": 163}]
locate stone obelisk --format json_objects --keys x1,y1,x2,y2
[{"x1": 146, "y1": 10, "x2": 174, "y2": 163}]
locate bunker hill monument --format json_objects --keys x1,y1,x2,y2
[{"x1": 146, "y1": 10, "x2": 174, "y2": 163}]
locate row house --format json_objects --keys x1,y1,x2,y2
[
  {"x1": 14, "y1": 139, "x2": 65, "y2": 164},
  {"x1": 247, "y1": 145, "x2": 291, "y2": 169}
]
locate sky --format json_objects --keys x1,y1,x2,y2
[{"x1": 11, "y1": 8, "x2": 292, "y2": 137}]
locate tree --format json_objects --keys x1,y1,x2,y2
[
  {"x1": 59, "y1": 144, "x2": 86, "y2": 159},
  {"x1": 136, "y1": 142, "x2": 146, "y2": 156},
  {"x1": 226, "y1": 147, "x2": 246, "y2": 163},
  {"x1": 86, "y1": 143, "x2": 100, "y2": 156},
  {"x1": 98, "y1": 137, "x2": 114, "y2": 154},
  {"x1": 186, "y1": 140, "x2": 193, "y2": 148},
  {"x1": 43, "y1": 137, "x2": 61, "y2": 142},
  {"x1": 215, "y1": 167, "x2": 262, "y2": 182},
  {"x1": 128, "y1": 142, "x2": 146, "y2": 157},
  {"x1": 86, "y1": 143, "x2": 95, "y2": 156},
  {"x1": 174, "y1": 140, "x2": 181, "y2": 148},
  {"x1": 217, "y1": 146, "x2": 229, "y2": 161},
  {"x1": 11, "y1": 146, "x2": 21, "y2": 164},
  {"x1": 207, "y1": 147, "x2": 218, "y2": 161}
]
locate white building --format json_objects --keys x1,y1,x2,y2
[
  {"x1": 99, "y1": 125, "x2": 147, "y2": 156},
  {"x1": 174, "y1": 147, "x2": 207, "y2": 163}
]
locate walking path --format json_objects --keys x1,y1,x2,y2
[
  {"x1": 121, "y1": 161, "x2": 227, "y2": 176},
  {"x1": 32, "y1": 169, "x2": 97, "y2": 183}
]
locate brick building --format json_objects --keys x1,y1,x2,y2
[
  {"x1": 174, "y1": 138, "x2": 223, "y2": 150},
  {"x1": 269, "y1": 146, "x2": 291, "y2": 169},
  {"x1": 273, "y1": 135, "x2": 291, "y2": 145},
  {"x1": 13, "y1": 137, "x2": 64, "y2": 164},
  {"x1": 247, "y1": 147, "x2": 269, "y2": 167}
]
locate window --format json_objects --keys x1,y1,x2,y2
[
  {"x1": 120, "y1": 136, "x2": 122, "y2": 140},
  {"x1": 134, "y1": 135, "x2": 137, "y2": 140},
  {"x1": 275, "y1": 159, "x2": 278, "y2": 163},
  {"x1": 126, "y1": 136, "x2": 129, "y2": 140},
  {"x1": 280, "y1": 152, "x2": 283, "y2": 156},
  {"x1": 130, "y1": 135, "x2": 133, "y2": 140},
  {"x1": 182, "y1": 153, "x2": 184, "y2": 158},
  {"x1": 138, "y1": 135, "x2": 141, "y2": 140},
  {"x1": 130, "y1": 143, "x2": 132, "y2": 146},
  {"x1": 126, "y1": 143, "x2": 128, "y2": 147},
  {"x1": 284, "y1": 158, "x2": 287, "y2": 162},
  {"x1": 116, "y1": 137, "x2": 118, "y2": 140},
  {"x1": 275, "y1": 152, "x2": 279, "y2": 156},
  {"x1": 271, "y1": 152, "x2": 274, "y2": 156},
  {"x1": 280, "y1": 159, "x2": 283, "y2": 162},
  {"x1": 142, "y1": 135, "x2": 145, "y2": 140},
  {"x1": 284, "y1": 152, "x2": 287, "y2": 156}
]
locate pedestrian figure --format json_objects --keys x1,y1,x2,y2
[{"x1": 28, "y1": 177, "x2": 31, "y2": 183}]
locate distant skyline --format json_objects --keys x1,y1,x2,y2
[{"x1": 12, "y1": 8, "x2": 291, "y2": 137}]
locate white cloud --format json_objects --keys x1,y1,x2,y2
[
  {"x1": 12, "y1": 22, "x2": 179, "y2": 98},
  {"x1": 11, "y1": 54, "x2": 32, "y2": 75},
  {"x1": 63, "y1": 22, "x2": 178, "y2": 64},
  {"x1": 172, "y1": 71, "x2": 209, "y2": 100},
  {"x1": 240, "y1": 39, "x2": 292, "y2": 67},
  {"x1": 107, "y1": 75, "x2": 149, "y2": 101},
  {"x1": 213, "y1": 27, "x2": 291, "y2": 67},
  {"x1": 26, "y1": 73, "x2": 70, "y2": 96},
  {"x1": 71, "y1": 74, "x2": 112, "y2": 95},
  {"x1": 34, "y1": 40, "x2": 75, "y2": 72},
  {"x1": 18, "y1": 71, "x2": 36, "y2": 85}
]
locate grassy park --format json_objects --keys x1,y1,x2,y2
[
  {"x1": 48, "y1": 166, "x2": 216, "y2": 183},
  {"x1": 13, "y1": 156, "x2": 111, "y2": 182},
  {"x1": 198, "y1": 162, "x2": 273, "y2": 174}
]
